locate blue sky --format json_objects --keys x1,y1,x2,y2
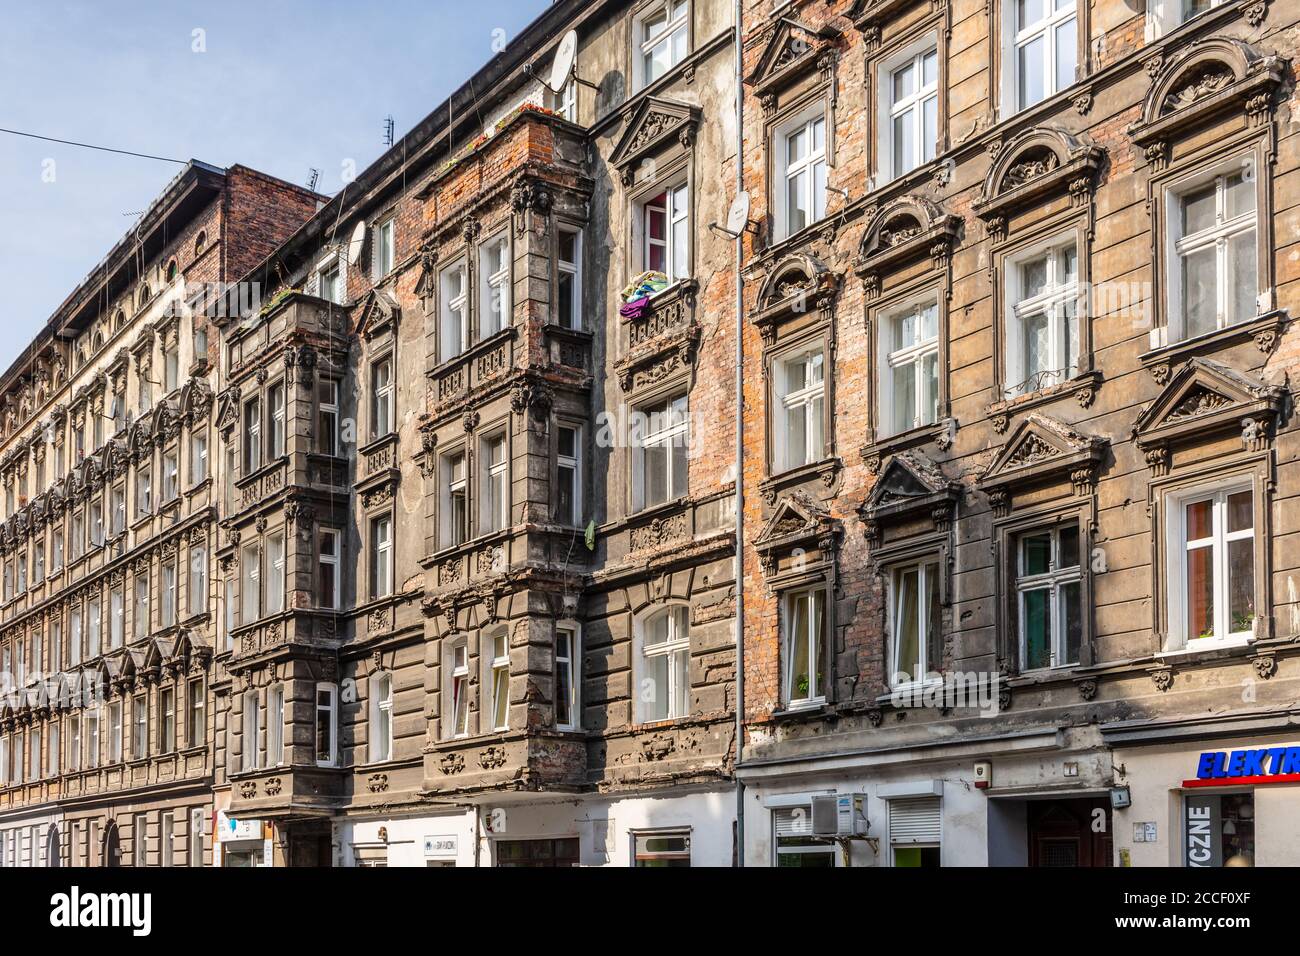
[{"x1": 0, "y1": 0, "x2": 550, "y2": 362}]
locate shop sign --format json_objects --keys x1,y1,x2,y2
[
  {"x1": 1183, "y1": 746, "x2": 1300, "y2": 787},
  {"x1": 217, "y1": 810, "x2": 264, "y2": 843},
  {"x1": 424, "y1": 834, "x2": 458, "y2": 859}
]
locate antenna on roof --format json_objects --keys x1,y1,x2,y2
[
  {"x1": 382, "y1": 115, "x2": 395, "y2": 147},
  {"x1": 307, "y1": 168, "x2": 321, "y2": 192}
]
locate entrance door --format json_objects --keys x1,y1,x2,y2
[{"x1": 1027, "y1": 798, "x2": 1111, "y2": 867}]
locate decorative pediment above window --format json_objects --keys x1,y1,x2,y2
[
  {"x1": 1131, "y1": 39, "x2": 1286, "y2": 170},
  {"x1": 855, "y1": 197, "x2": 959, "y2": 300},
  {"x1": 1133, "y1": 358, "x2": 1285, "y2": 474},
  {"x1": 978, "y1": 414, "x2": 1107, "y2": 514},
  {"x1": 857, "y1": 451, "x2": 960, "y2": 547},
  {"x1": 610, "y1": 97, "x2": 701, "y2": 186},
  {"x1": 745, "y1": 20, "x2": 837, "y2": 110},
  {"x1": 101, "y1": 438, "x2": 130, "y2": 481},
  {"x1": 752, "y1": 254, "x2": 840, "y2": 345},
  {"x1": 358, "y1": 288, "x2": 401, "y2": 340},
  {"x1": 179, "y1": 379, "x2": 214, "y2": 423},
  {"x1": 754, "y1": 491, "x2": 841, "y2": 581},
  {"x1": 973, "y1": 127, "x2": 1103, "y2": 238},
  {"x1": 215, "y1": 385, "x2": 240, "y2": 434}
]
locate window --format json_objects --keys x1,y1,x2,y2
[
  {"x1": 0, "y1": 736, "x2": 8, "y2": 787},
  {"x1": 133, "y1": 814, "x2": 147, "y2": 867},
  {"x1": 1005, "y1": 237, "x2": 1078, "y2": 397},
  {"x1": 190, "y1": 430, "x2": 208, "y2": 485},
  {"x1": 160, "y1": 686, "x2": 175, "y2": 753},
  {"x1": 87, "y1": 597, "x2": 101, "y2": 657},
  {"x1": 317, "y1": 529, "x2": 341, "y2": 609},
  {"x1": 449, "y1": 642, "x2": 470, "y2": 738},
  {"x1": 440, "y1": 263, "x2": 468, "y2": 361},
  {"x1": 1170, "y1": 484, "x2": 1255, "y2": 647},
  {"x1": 241, "y1": 544, "x2": 260, "y2": 623},
  {"x1": 1010, "y1": 0, "x2": 1076, "y2": 112},
  {"x1": 107, "y1": 701, "x2": 122, "y2": 763},
  {"x1": 480, "y1": 235, "x2": 511, "y2": 337},
  {"x1": 778, "y1": 113, "x2": 827, "y2": 240},
  {"x1": 1016, "y1": 524, "x2": 1083, "y2": 670},
  {"x1": 164, "y1": 340, "x2": 179, "y2": 393},
  {"x1": 882, "y1": 43, "x2": 939, "y2": 179},
  {"x1": 317, "y1": 380, "x2": 339, "y2": 456},
  {"x1": 266, "y1": 534, "x2": 285, "y2": 615},
  {"x1": 134, "y1": 574, "x2": 150, "y2": 640},
  {"x1": 1170, "y1": 163, "x2": 1257, "y2": 340},
  {"x1": 67, "y1": 716, "x2": 80, "y2": 772},
  {"x1": 52, "y1": 528, "x2": 64, "y2": 573},
  {"x1": 69, "y1": 606, "x2": 82, "y2": 667},
  {"x1": 32, "y1": 539, "x2": 44, "y2": 585},
  {"x1": 783, "y1": 589, "x2": 826, "y2": 706},
  {"x1": 481, "y1": 433, "x2": 509, "y2": 534},
  {"x1": 85, "y1": 707, "x2": 99, "y2": 768},
  {"x1": 162, "y1": 560, "x2": 177, "y2": 627},
  {"x1": 775, "y1": 347, "x2": 825, "y2": 472},
  {"x1": 189, "y1": 545, "x2": 207, "y2": 617},
  {"x1": 267, "y1": 684, "x2": 284, "y2": 767},
  {"x1": 133, "y1": 694, "x2": 148, "y2": 759},
  {"x1": 889, "y1": 796, "x2": 942, "y2": 867},
  {"x1": 642, "y1": 184, "x2": 689, "y2": 280},
  {"x1": 110, "y1": 585, "x2": 124, "y2": 649},
  {"x1": 138, "y1": 372, "x2": 152, "y2": 415},
  {"x1": 319, "y1": 261, "x2": 342, "y2": 304},
  {"x1": 162, "y1": 451, "x2": 178, "y2": 502},
  {"x1": 550, "y1": 76, "x2": 577, "y2": 122},
  {"x1": 268, "y1": 382, "x2": 285, "y2": 459},
  {"x1": 889, "y1": 562, "x2": 942, "y2": 687},
  {"x1": 243, "y1": 398, "x2": 262, "y2": 474},
  {"x1": 440, "y1": 452, "x2": 468, "y2": 548},
  {"x1": 161, "y1": 812, "x2": 174, "y2": 868},
  {"x1": 111, "y1": 485, "x2": 126, "y2": 538},
  {"x1": 89, "y1": 499, "x2": 103, "y2": 547},
  {"x1": 48, "y1": 723, "x2": 58, "y2": 776},
  {"x1": 489, "y1": 632, "x2": 509, "y2": 731},
  {"x1": 223, "y1": 444, "x2": 236, "y2": 511},
  {"x1": 242, "y1": 689, "x2": 259, "y2": 771},
  {"x1": 16, "y1": 552, "x2": 26, "y2": 594},
  {"x1": 557, "y1": 228, "x2": 582, "y2": 329},
  {"x1": 632, "y1": 394, "x2": 688, "y2": 512},
  {"x1": 555, "y1": 625, "x2": 579, "y2": 731},
  {"x1": 137, "y1": 466, "x2": 152, "y2": 517},
  {"x1": 882, "y1": 298, "x2": 940, "y2": 436},
  {"x1": 369, "y1": 673, "x2": 393, "y2": 763},
  {"x1": 190, "y1": 808, "x2": 204, "y2": 867},
  {"x1": 371, "y1": 356, "x2": 394, "y2": 439},
  {"x1": 634, "y1": 831, "x2": 692, "y2": 867},
  {"x1": 373, "y1": 218, "x2": 395, "y2": 279},
  {"x1": 556, "y1": 425, "x2": 582, "y2": 526},
  {"x1": 638, "y1": 0, "x2": 688, "y2": 87},
  {"x1": 370, "y1": 516, "x2": 393, "y2": 599},
  {"x1": 187, "y1": 679, "x2": 204, "y2": 747},
  {"x1": 1184, "y1": 791, "x2": 1255, "y2": 867},
  {"x1": 639, "y1": 606, "x2": 689, "y2": 722},
  {"x1": 315, "y1": 682, "x2": 337, "y2": 766}
]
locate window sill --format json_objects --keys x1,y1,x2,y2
[
  {"x1": 760, "y1": 457, "x2": 841, "y2": 500},
  {"x1": 234, "y1": 456, "x2": 288, "y2": 491},
  {"x1": 986, "y1": 370, "x2": 1101, "y2": 426},
  {"x1": 861, "y1": 420, "x2": 953, "y2": 470},
  {"x1": 1139, "y1": 310, "x2": 1287, "y2": 377},
  {"x1": 1157, "y1": 636, "x2": 1254, "y2": 660}
]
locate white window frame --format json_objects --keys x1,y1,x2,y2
[
  {"x1": 369, "y1": 673, "x2": 393, "y2": 763},
  {"x1": 133, "y1": 694, "x2": 148, "y2": 759},
  {"x1": 439, "y1": 451, "x2": 468, "y2": 549},
  {"x1": 557, "y1": 227, "x2": 583, "y2": 330},
  {"x1": 268, "y1": 381, "x2": 285, "y2": 459},
  {"x1": 555, "y1": 623, "x2": 580, "y2": 731},
  {"x1": 315, "y1": 682, "x2": 338, "y2": 767},
  {"x1": 439, "y1": 261, "x2": 468, "y2": 362},
  {"x1": 632, "y1": 394, "x2": 689, "y2": 513},
  {"x1": 556, "y1": 424, "x2": 582, "y2": 526},
  {"x1": 241, "y1": 544, "x2": 261, "y2": 623},
  {"x1": 1166, "y1": 157, "x2": 1259, "y2": 343},
  {"x1": 1166, "y1": 480, "x2": 1257, "y2": 650},
  {"x1": 775, "y1": 346, "x2": 825, "y2": 473},
  {"x1": 374, "y1": 217, "x2": 395, "y2": 280},
  {"x1": 370, "y1": 515, "x2": 393, "y2": 600},
  {"x1": 880, "y1": 38, "x2": 939, "y2": 181},
  {"x1": 888, "y1": 560, "x2": 943, "y2": 689},
  {"x1": 481, "y1": 432, "x2": 509, "y2": 535},
  {"x1": 162, "y1": 560, "x2": 177, "y2": 627},
  {"x1": 243, "y1": 397, "x2": 262, "y2": 474},
  {"x1": 1006, "y1": 0, "x2": 1077, "y2": 115},
  {"x1": 243, "y1": 688, "x2": 260, "y2": 771},
  {"x1": 189, "y1": 545, "x2": 207, "y2": 617},
  {"x1": 636, "y1": 0, "x2": 689, "y2": 90},
  {"x1": 881, "y1": 295, "x2": 940, "y2": 437},
  {"x1": 317, "y1": 379, "x2": 340, "y2": 456},
  {"x1": 479, "y1": 233, "x2": 511, "y2": 337},
  {"x1": 775, "y1": 110, "x2": 828, "y2": 241},
  {"x1": 371, "y1": 355, "x2": 394, "y2": 439},
  {"x1": 267, "y1": 684, "x2": 284, "y2": 767},
  {"x1": 449, "y1": 641, "x2": 470, "y2": 739},
  {"x1": 640, "y1": 182, "x2": 689, "y2": 281},
  {"x1": 489, "y1": 631, "x2": 510, "y2": 732},
  {"x1": 318, "y1": 528, "x2": 341, "y2": 610},
  {"x1": 636, "y1": 605, "x2": 690, "y2": 723},
  {"x1": 782, "y1": 587, "x2": 827, "y2": 708},
  {"x1": 266, "y1": 533, "x2": 285, "y2": 615},
  {"x1": 191, "y1": 429, "x2": 208, "y2": 485},
  {"x1": 135, "y1": 573, "x2": 150, "y2": 639},
  {"x1": 1004, "y1": 234, "x2": 1079, "y2": 398}
]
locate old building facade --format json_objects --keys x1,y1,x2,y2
[
  {"x1": 5, "y1": 0, "x2": 1300, "y2": 869},
  {"x1": 0, "y1": 162, "x2": 320, "y2": 866},
  {"x1": 736, "y1": 0, "x2": 1300, "y2": 868}
]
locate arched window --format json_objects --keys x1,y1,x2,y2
[
  {"x1": 635, "y1": 605, "x2": 690, "y2": 722},
  {"x1": 113, "y1": 310, "x2": 125, "y2": 333},
  {"x1": 165, "y1": 259, "x2": 178, "y2": 282},
  {"x1": 194, "y1": 231, "x2": 207, "y2": 257},
  {"x1": 93, "y1": 330, "x2": 105, "y2": 353},
  {"x1": 138, "y1": 285, "x2": 151, "y2": 309}
]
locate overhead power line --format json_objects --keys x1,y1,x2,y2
[{"x1": 0, "y1": 126, "x2": 186, "y2": 164}]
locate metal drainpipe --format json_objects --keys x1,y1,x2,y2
[{"x1": 733, "y1": 0, "x2": 747, "y2": 868}]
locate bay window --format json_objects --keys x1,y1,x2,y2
[
  {"x1": 557, "y1": 228, "x2": 582, "y2": 329},
  {"x1": 481, "y1": 432, "x2": 509, "y2": 534},
  {"x1": 480, "y1": 234, "x2": 511, "y2": 336},
  {"x1": 440, "y1": 262, "x2": 468, "y2": 362}
]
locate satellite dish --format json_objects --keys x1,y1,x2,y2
[
  {"x1": 726, "y1": 192, "x2": 752, "y2": 236},
  {"x1": 346, "y1": 221, "x2": 367, "y2": 266},
  {"x1": 548, "y1": 30, "x2": 578, "y2": 93}
]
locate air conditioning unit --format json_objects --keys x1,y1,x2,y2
[{"x1": 811, "y1": 793, "x2": 869, "y2": 838}]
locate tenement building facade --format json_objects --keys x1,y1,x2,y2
[
  {"x1": 3, "y1": 0, "x2": 1300, "y2": 868},
  {"x1": 736, "y1": 0, "x2": 1300, "y2": 867},
  {"x1": 0, "y1": 162, "x2": 320, "y2": 866}
]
